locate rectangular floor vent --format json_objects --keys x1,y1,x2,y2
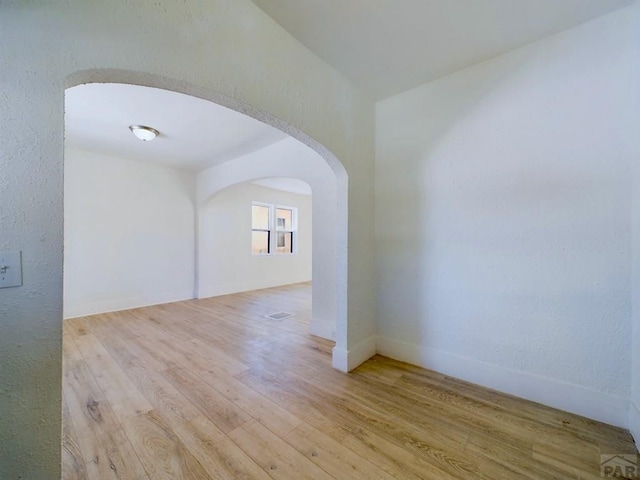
[{"x1": 265, "y1": 311, "x2": 294, "y2": 321}]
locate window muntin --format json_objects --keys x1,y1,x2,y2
[
  {"x1": 275, "y1": 207, "x2": 294, "y2": 254},
  {"x1": 252, "y1": 203, "x2": 297, "y2": 255},
  {"x1": 251, "y1": 204, "x2": 271, "y2": 254}
]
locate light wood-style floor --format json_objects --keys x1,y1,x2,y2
[{"x1": 63, "y1": 282, "x2": 637, "y2": 479}]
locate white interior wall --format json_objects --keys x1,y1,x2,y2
[
  {"x1": 64, "y1": 138, "x2": 337, "y2": 342},
  {"x1": 633, "y1": 190, "x2": 640, "y2": 444},
  {"x1": 632, "y1": 332, "x2": 640, "y2": 444},
  {"x1": 376, "y1": 5, "x2": 638, "y2": 428},
  {"x1": 199, "y1": 182, "x2": 312, "y2": 297},
  {"x1": 631, "y1": 5, "x2": 640, "y2": 445},
  {"x1": 632, "y1": 63, "x2": 640, "y2": 444},
  {"x1": 63, "y1": 148, "x2": 196, "y2": 319},
  {"x1": 1, "y1": 1, "x2": 375, "y2": 475},
  {"x1": 198, "y1": 138, "x2": 339, "y2": 342}
]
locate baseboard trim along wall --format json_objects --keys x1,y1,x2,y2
[
  {"x1": 376, "y1": 335, "x2": 629, "y2": 428},
  {"x1": 197, "y1": 279, "x2": 313, "y2": 301},
  {"x1": 332, "y1": 334, "x2": 377, "y2": 373},
  {"x1": 63, "y1": 289, "x2": 195, "y2": 320}
]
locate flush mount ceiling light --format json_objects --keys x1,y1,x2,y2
[{"x1": 129, "y1": 125, "x2": 159, "y2": 141}]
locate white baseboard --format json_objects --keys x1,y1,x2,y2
[
  {"x1": 332, "y1": 334, "x2": 377, "y2": 373},
  {"x1": 197, "y1": 278, "x2": 312, "y2": 300},
  {"x1": 377, "y1": 335, "x2": 629, "y2": 428},
  {"x1": 63, "y1": 289, "x2": 194, "y2": 319},
  {"x1": 630, "y1": 400, "x2": 640, "y2": 450}
]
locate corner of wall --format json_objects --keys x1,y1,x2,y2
[
  {"x1": 332, "y1": 334, "x2": 377, "y2": 372},
  {"x1": 376, "y1": 335, "x2": 630, "y2": 428}
]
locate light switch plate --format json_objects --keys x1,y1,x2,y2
[{"x1": 0, "y1": 251, "x2": 23, "y2": 289}]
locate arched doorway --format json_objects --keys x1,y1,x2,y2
[{"x1": 64, "y1": 74, "x2": 348, "y2": 367}]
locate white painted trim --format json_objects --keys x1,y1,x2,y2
[
  {"x1": 377, "y1": 335, "x2": 629, "y2": 428},
  {"x1": 63, "y1": 289, "x2": 194, "y2": 319},
  {"x1": 332, "y1": 334, "x2": 377, "y2": 373},
  {"x1": 332, "y1": 346, "x2": 348, "y2": 372},
  {"x1": 630, "y1": 400, "x2": 640, "y2": 450}
]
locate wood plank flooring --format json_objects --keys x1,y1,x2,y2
[{"x1": 62, "y1": 282, "x2": 638, "y2": 479}]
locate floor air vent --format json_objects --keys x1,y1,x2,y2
[{"x1": 265, "y1": 311, "x2": 294, "y2": 321}]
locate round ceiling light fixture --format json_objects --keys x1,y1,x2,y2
[{"x1": 129, "y1": 125, "x2": 160, "y2": 141}]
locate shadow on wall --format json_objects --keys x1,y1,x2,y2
[
  {"x1": 375, "y1": 9, "x2": 635, "y2": 427},
  {"x1": 375, "y1": 50, "x2": 526, "y2": 352}
]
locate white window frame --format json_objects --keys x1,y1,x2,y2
[
  {"x1": 251, "y1": 201, "x2": 272, "y2": 255},
  {"x1": 251, "y1": 202, "x2": 298, "y2": 256},
  {"x1": 274, "y1": 204, "x2": 297, "y2": 255}
]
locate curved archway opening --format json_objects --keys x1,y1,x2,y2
[
  {"x1": 63, "y1": 73, "x2": 348, "y2": 367},
  {"x1": 198, "y1": 161, "x2": 336, "y2": 340},
  {"x1": 199, "y1": 177, "x2": 318, "y2": 330}
]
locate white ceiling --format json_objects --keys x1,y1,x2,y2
[
  {"x1": 65, "y1": 3, "x2": 633, "y2": 190},
  {"x1": 65, "y1": 83, "x2": 288, "y2": 173},
  {"x1": 252, "y1": 0, "x2": 633, "y2": 99}
]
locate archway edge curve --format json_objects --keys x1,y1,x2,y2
[
  {"x1": 65, "y1": 68, "x2": 349, "y2": 185},
  {"x1": 64, "y1": 68, "x2": 350, "y2": 372}
]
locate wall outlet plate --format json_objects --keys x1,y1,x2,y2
[{"x1": 0, "y1": 251, "x2": 23, "y2": 288}]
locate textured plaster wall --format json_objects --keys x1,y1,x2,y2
[
  {"x1": 64, "y1": 148, "x2": 196, "y2": 319},
  {"x1": 199, "y1": 183, "x2": 312, "y2": 297},
  {"x1": 376, "y1": 6, "x2": 637, "y2": 427},
  {"x1": 0, "y1": 1, "x2": 375, "y2": 477}
]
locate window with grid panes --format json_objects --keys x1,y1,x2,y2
[{"x1": 251, "y1": 202, "x2": 297, "y2": 255}]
